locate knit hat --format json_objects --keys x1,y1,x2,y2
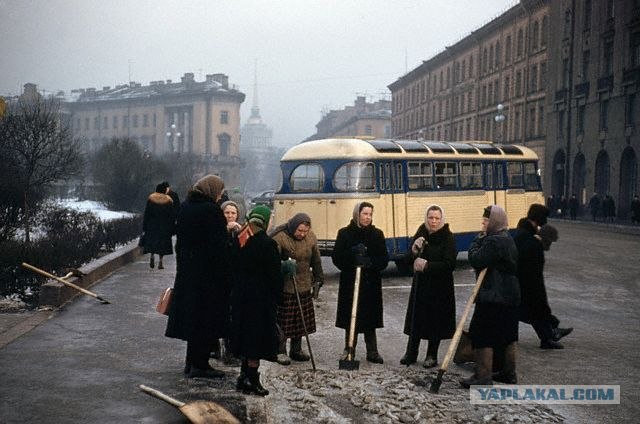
[
  {"x1": 527, "y1": 203, "x2": 550, "y2": 226},
  {"x1": 248, "y1": 205, "x2": 271, "y2": 230},
  {"x1": 193, "y1": 175, "x2": 224, "y2": 201}
]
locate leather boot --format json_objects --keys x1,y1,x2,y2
[
  {"x1": 242, "y1": 367, "x2": 269, "y2": 396},
  {"x1": 400, "y1": 337, "x2": 419, "y2": 365},
  {"x1": 364, "y1": 331, "x2": 384, "y2": 364},
  {"x1": 289, "y1": 338, "x2": 310, "y2": 362},
  {"x1": 222, "y1": 339, "x2": 241, "y2": 366},
  {"x1": 158, "y1": 256, "x2": 164, "y2": 270},
  {"x1": 149, "y1": 255, "x2": 155, "y2": 269},
  {"x1": 236, "y1": 361, "x2": 248, "y2": 391},
  {"x1": 460, "y1": 347, "x2": 493, "y2": 388},
  {"x1": 423, "y1": 339, "x2": 440, "y2": 368},
  {"x1": 493, "y1": 342, "x2": 517, "y2": 384}
]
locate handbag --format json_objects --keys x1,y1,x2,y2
[{"x1": 156, "y1": 287, "x2": 173, "y2": 315}]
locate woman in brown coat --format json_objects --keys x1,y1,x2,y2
[{"x1": 270, "y1": 213, "x2": 324, "y2": 364}]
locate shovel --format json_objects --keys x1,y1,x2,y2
[
  {"x1": 339, "y1": 265, "x2": 362, "y2": 370},
  {"x1": 139, "y1": 385, "x2": 239, "y2": 424},
  {"x1": 291, "y1": 273, "x2": 316, "y2": 371},
  {"x1": 21, "y1": 262, "x2": 110, "y2": 304},
  {"x1": 429, "y1": 268, "x2": 487, "y2": 393}
]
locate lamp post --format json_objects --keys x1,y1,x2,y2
[
  {"x1": 494, "y1": 103, "x2": 506, "y2": 143},
  {"x1": 166, "y1": 123, "x2": 181, "y2": 153}
]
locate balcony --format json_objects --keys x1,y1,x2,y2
[
  {"x1": 574, "y1": 82, "x2": 590, "y2": 97},
  {"x1": 597, "y1": 75, "x2": 613, "y2": 91}
]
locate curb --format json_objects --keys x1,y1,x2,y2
[{"x1": 38, "y1": 240, "x2": 143, "y2": 308}]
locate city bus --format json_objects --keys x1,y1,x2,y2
[{"x1": 272, "y1": 137, "x2": 544, "y2": 270}]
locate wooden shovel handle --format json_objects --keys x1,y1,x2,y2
[
  {"x1": 139, "y1": 384, "x2": 185, "y2": 408},
  {"x1": 439, "y1": 268, "x2": 488, "y2": 372},
  {"x1": 21, "y1": 262, "x2": 109, "y2": 304}
]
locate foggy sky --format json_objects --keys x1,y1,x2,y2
[{"x1": 0, "y1": 0, "x2": 515, "y2": 146}]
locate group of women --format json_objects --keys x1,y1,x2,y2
[{"x1": 161, "y1": 173, "x2": 521, "y2": 395}]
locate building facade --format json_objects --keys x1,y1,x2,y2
[
  {"x1": 66, "y1": 72, "x2": 245, "y2": 187},
  {"x1": 307, "y1": 96, "x2": 391, "y2": 140},
  {"x1": 546, "y1": 0, "x2": 639, "y2": 217},
  {"x1": 389, "y1": 0, "x2": 639, "y2": 218}
]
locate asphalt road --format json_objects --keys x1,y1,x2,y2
[{"x1": 0, "y1": 219, "x2": 637, "y2": 423}]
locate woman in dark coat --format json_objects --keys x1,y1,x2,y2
[
  {"x1": 165, "y1": 175, "x2": 230, "y2": 379},
  {"x1": 400, "y1": 204, "x2": 457, "y2": 368},
  {"x1": 461, "y1": 205, "x2": 520, "y2": 388},
  {"x1": 231, "y1": 205, "x2": 283, "y2": 396},
  {"x1": 332, "y1": 201, "x2": 389, "y2": 364},
  {"x1": 141, "y1": 183, "x2": 176, "y2": 270}
]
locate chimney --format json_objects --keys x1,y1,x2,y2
[{"x1": 211, "y1": 73, "x2": 229, "y2": 88}]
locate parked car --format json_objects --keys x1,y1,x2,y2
[{"x1": 250, "y1": 190, "x2": 275, "y2": 208}]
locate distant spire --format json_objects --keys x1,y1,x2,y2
[{"x1": 250, "y1": 59, "x2": 261, "y2": 121}]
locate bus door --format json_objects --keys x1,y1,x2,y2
[
  {"x1": 486, "y1": 161, "x2": 506, "y2": 209},
  {"x1": 379, "y1": 161, "x2": 407, "y2": 257}
]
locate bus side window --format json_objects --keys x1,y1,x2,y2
[
  {"x1": 507, "y1": 162, "x2": 524, "y2": 188},
  {"x1": 524, "y1": 162, "x2": 539, "y2": 190},
  {"x1": 460, "y1": 162, "x2": 482, "y2": 189},
  {"x1": 435, "y1": 162, "x2": 458, "y2": 190},
  {"x1": 334, "y1": 162, "x2": 375, "y2": 192},
  {"x1": 486, "y1": 162, "x2": 494, "y2": 188},
  {"x1": 408, "y1": 161, "x2": 433, "y2": 190},
  {"x1": 291, "y1": 163, "x2": 324, "y2": 192}
]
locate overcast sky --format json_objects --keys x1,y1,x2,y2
[{"x1": 1, "y1": 0, "x2": 515, "y2": 146}]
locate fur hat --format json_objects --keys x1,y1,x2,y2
[
  {"x1": 527, "y1": 203, "x2": 550, "y2": 226},
  {"x1": 193, "y1": 175, "x2": 224, "y2": 201}
]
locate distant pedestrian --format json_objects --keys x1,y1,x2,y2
[
  {"x1": 631, "y1": 195, "x2": 640, "y2": 224},
  {"x1": 165, "y1": 175, "x2": 230, "y2": 379},
  {"x1": 568, "y1": 194, "x2": 579, "y2": 220},
  {"x1": 400, "y1": 204, "x2": 457, "y2": 368},
  {"x1": 161, "y1": 181, "x2": 181, "y2": 218},
  {"x1": 603, "y1": 194, "x2": 616, "y2": 223},
  {"x1": 141, "y1": 183, "x2": 176, "y2": 270},
  {"x1": 230, "y1": 205, "x2": 283, "y2": 396},
  {"x1": 559, "y1": 196, "x2": 567, "y2": 218},
  {"x1": 333, "y1": 202, "x2": 389, "y2": 364},
  {"x1": 588, "y1": 193, "x2": 601, "y2": 222},
  {"x1": 270, "y1": 213, "x2": 324, "y2": 365},
  {"x1": 461, "y1": 205, "x2": 520, "y2": 388}
]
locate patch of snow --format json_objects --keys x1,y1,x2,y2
[{"x1": 57, "y1": 198, "x2": 135, "y2": 221}]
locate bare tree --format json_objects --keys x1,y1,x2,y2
[{"x1": 0, "y1": 96, "x2": 83, "y2": 242}]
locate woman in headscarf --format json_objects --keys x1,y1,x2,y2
[
  {"x1": 461, "y1": 205, "x2": 520, "y2": 387},
  {"x1": 332, "y1": 202, "x2": 389, "y2": 364},
  {"x1": 230, "y1": 205, "x2": 283, "y2": 396},
  {"x1": 400, "y1": 204, "x2": 457, "y2": 368},
  {"x1": 141, "y1": 182, "x2": 176, "y2": 270},
  {"x1": 210, "y1": 200, "x2": 244, "y2": 364},
  {"x1": 165, "y1": 175, "x2": 230, "y2": 379},
  {"x1": 270, "y1": 213, "x2": 324, "y2": 365}
]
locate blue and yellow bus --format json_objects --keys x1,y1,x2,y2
[{"x1": 272, "y1": 137, "x2": 544, "y2": 269}]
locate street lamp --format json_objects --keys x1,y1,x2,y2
[
  {"x1": 494, "y1": 103, "x2": 506, "y2": 143},
  {"x1": 166, "y1": 123, "x2": 181, "y2": 153}
]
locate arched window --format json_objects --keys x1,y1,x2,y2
[
  {"x1": 572, "y1": 153, "x2": 586, "y2": 201},
  {"x1": 595, "y1": 150, "x2": 610, "y2": 196},
  {"x1": 619, "y1": 147, "x2": 638, "y2": 217}
]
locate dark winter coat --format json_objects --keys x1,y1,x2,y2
[
  {"x1": 230, "y1": 229, "x2": 283, "y2": 361},
  {"x1": 332, "y1": 220, "x2": 389, "y2": 332},
  {"x1": 167, "y1": 189, "x2": 181, "y2": 217},
  {"x1": 513, "y1": 219, "x2": 551, "y2": 322},
  {"x1": 141, "y1": 192, "x2": 176, "y2": 255},
  {"x1": 468, "y1": 229, "x2": 520, "y2": 348},
  {"x1": 165, "y1": 191, "x2": 230, "y2": 344},
  {"x1": 403, "y1": 223, "x2": 457, "y2": 340}
]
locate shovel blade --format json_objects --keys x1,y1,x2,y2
[
  {"x1": 338, "y1": 359, "x2": 360, "y2": 370},
  {"x1": 180, "y1": 400, "x2": 240, "y2": 424}
]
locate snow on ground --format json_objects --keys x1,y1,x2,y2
[{"x1": 58, "y1": 198, "x2": 135, "y2": 221}]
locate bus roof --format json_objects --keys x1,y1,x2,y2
[{"x1": 281, "y1": 138, "x2": 539, "y2": 161}]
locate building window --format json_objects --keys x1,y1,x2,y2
[
  {"x1": 153, "y1": 113, "x2": 156, "y2": 127},
  {"x1": 528, "y1": 106, "x2": 536, "y2": 137},
  {"x1": 84, "y1": 118, "x2": 90, "y2": 130},
  {"x1": 600, "y1": 100, "x2": 609, "y2": 130},
  {"x1": 558, "y1": 110, "x2": 565, "y2": 138},
  {"x1": 631, "y1": 33, "x2": 640, "y2": 68},
  {"x1": 495, "y1": 41, "x2": 501, "y2": 68},
  {"x1": 123, "y1": 115, "x2": 129, "y2": 128},
  {"x1": 489, "y1": 45, "x2": 494, "y2": 71},
  {"x1": 515, "y1": 71, "x2": 522, "y2": 96},
  {"x1": 483, "y1": 48, "x2": 488, "y2": 74},
  {"x1": 581, "y1": 50, "x2": 590, "y2": 81},
  {"x1": 505, "y1": 35, "x2": 512, "y2": 63},
  {"x1": 541, "y1": 16, "x2": 548, "y2": 47},
  {"x1": 103, "y1": 116, "x2": 107, "y2": 129},
  {"x1": 504, "y1": 75, "x2": 510, "y2": 100},
  {"x1": 529, "y1": 65, "x2": 538, "y2": 93},
  {"x1": 220, "y1": 111, "x2": 229, "y2": 124},
  {"x1": 577, "y1": 105, "x2": 586, "y2": 134},
  {"x1": 626, "y1": 94, "x2": 637, "y2": 126},
  {"x1": 132, "y1": 114, "x2": 138, "y2": 128},
  {"x1": 584, "y1": 0, "x2": 592, "y2": 30},
  {"x1": 112, "y1": 116, "x2": 118, "y2": 129},
  {"x1": 514, "y1": 109, "x2": 521, "y2": 140},
  {"x1": 538, "y1": 105, "x2": 545, "y2": 136},
  {"x1": 143, "y1": 114, "x2": 149, "y2": 127},
  {"x1": 517, "y1": 28, "x2": 524, "y2": 57},
  {"x1": 532, "y1": 21, "x2": 539, "y2": 51},
  {"x1": 469, "y1": 55, "x2": 474, "y2": 77},
  {"x1": 94, "y1": 116, "x2": 99, "y2": 130},
  {"x1": 364, "y1": 125, "x2": 372, "y2": 136},
  {"x1": 462, "y1": 59, "x2": 466, "y2": 80},
  {"x1": 563, "y1": 58, "x2": 570, "y2": 88},
  {"x1": 603, "y1": 39, "x2": 614, "y2": 75},
  {"x1": 76, "y1": 118, "x2": 80, "y2": 130}
]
